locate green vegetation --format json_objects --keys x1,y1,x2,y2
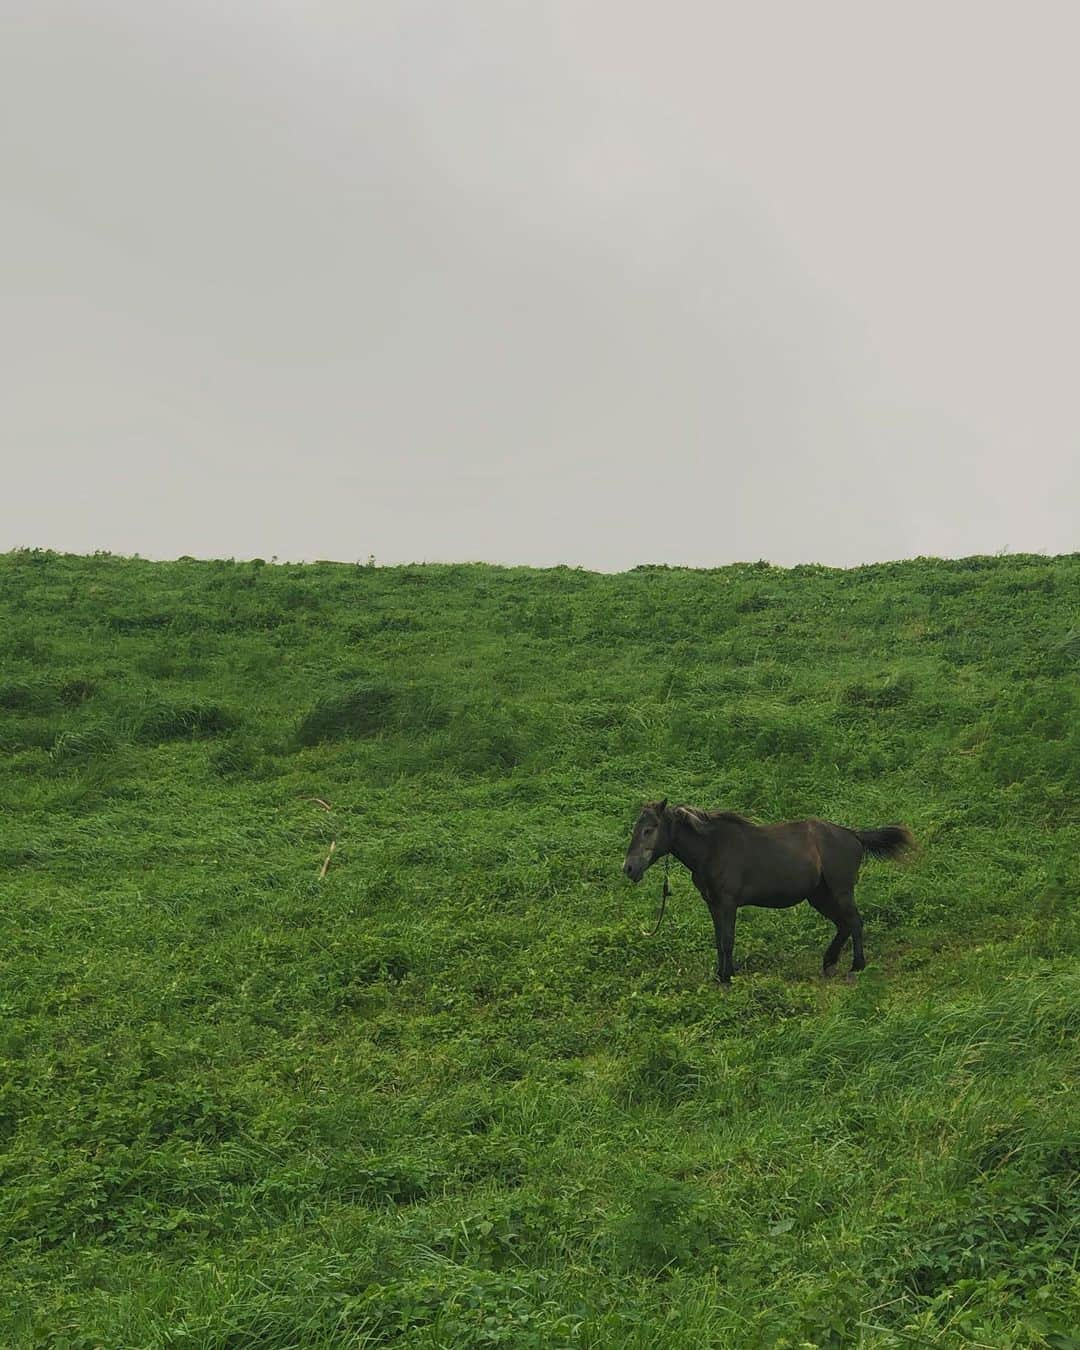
[{"x1": 1, "y1": 548, "x2": 1078, "y2": 1347}]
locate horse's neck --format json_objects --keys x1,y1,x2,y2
[{"x1": 668, "y1": 819, "x2": 709, "y2": 873}]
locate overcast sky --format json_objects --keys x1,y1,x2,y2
[{"x1": 3, "y1": 2, "x2": 1078, "y2": 570}]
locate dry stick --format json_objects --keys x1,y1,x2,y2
[{"x1": 302, "y1": 797, "x2": 337, "y2": 878}]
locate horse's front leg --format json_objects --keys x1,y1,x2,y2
[{"x1": 708, "y1": 898, "x2": 737, "y2": 986}]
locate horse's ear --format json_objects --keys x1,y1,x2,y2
[{"x1": 657, "y1": 798, "x2": 668, "y2": 814}]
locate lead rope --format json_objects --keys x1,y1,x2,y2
[{"x1": 642, "y1": 853, "x2": 671, "y2": 937}]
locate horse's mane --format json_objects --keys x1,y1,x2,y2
[{"x1": 675, "y1": 805, "x2": 753, "y2": 833}]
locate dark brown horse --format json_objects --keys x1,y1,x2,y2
[{"x1": 623, "y1": 800, "x2": 914, "y2": 983}]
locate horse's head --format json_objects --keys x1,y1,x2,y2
[{"x1": 622, "y1": 799, "x2": 671, "y2": 882}]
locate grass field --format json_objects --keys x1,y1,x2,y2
[{"x1": 1, "y1": 548, "x2": 1078, "y2": 1347}]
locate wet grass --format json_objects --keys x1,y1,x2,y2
[{"x1": 0, "y1": 548, "x2": 1078, "y2": 1346}]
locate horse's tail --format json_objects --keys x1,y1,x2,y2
[{"x1": 855, "y1": 825, "x2": 915, "y2": 860}]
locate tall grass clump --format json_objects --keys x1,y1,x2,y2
[
  {"x1": 127, "y1": 697, "x2": 240, "y2": 744},
  {"x1": 294, "y1": 679, "x2": 398, "y2": 745}
]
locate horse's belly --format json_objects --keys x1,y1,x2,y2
[
  {"x1": 748, "y1": 892, "x2": 808, "y2": 911},
  {"x1": 741, "y1": 859, "x2": 821, "y2": 909}
]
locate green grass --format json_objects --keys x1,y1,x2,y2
[{"x1": 1, "y1": 548, "x2": 1078, "y2": 1347}]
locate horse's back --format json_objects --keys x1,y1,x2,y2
[
  {"x1": 751, "y1": 817, "x2": 864, "y2": 898},
  {"x1": 737, "y1": 817, "x2": 825, "y2": 904}
]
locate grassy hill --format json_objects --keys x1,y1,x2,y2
[{"x1": 1, "y1": 548, "x2": 1077, "y2": 1347}]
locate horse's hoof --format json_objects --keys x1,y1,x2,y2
[
  {"x1": 823, "y1": 963, "x2": 838, "y2": 979},
  {"x1": 844, "y1": 971, "x2": 860, "y2": 984}
]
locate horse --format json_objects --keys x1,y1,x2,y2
[{"x1": 622, "y1": 800, "x2": 914, "y2": 983}]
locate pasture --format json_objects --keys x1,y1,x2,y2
[{"x1": 1, "y1": 549, "x2": 1077, "y2": 1346}]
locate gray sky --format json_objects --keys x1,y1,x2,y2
[{"x1": 3, "y1": 1, "x2": 1078, "y2": 570}]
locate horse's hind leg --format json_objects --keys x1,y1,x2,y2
[
  {"x1": 822, "y1": 921, "x2": 851, "y2": 978},
  {"x1": 810, "y1": 885, "x2": 863, "y2": 978},
  {"x1": 846, "y1": 898, "x2": 866, "y2": 975},
  {"x1": 830, "y1": 891, "x2": 865, "y2": 978}
]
